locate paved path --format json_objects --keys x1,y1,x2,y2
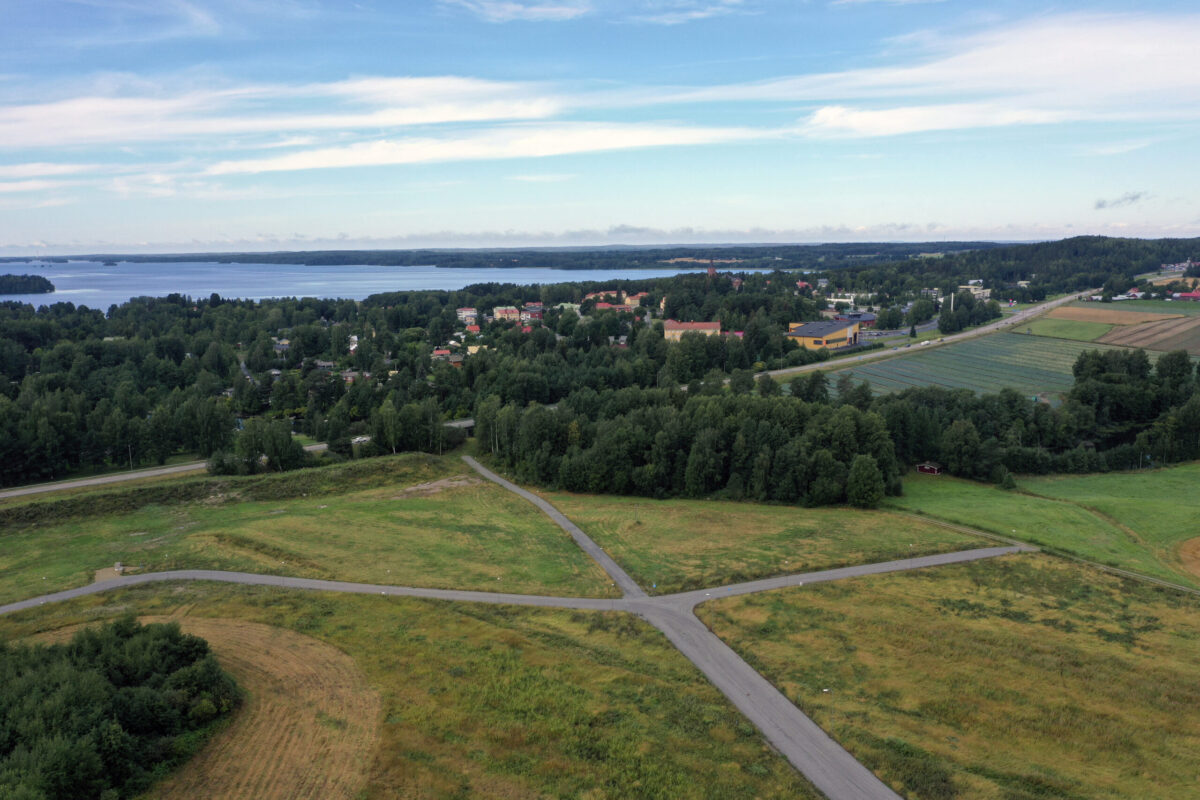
[{"x1": 1, "y1": 454, "x2": 1034, "y2": 800}]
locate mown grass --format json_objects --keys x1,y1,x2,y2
[
  {"x1": 1023, "y1": 317, "x2": 1112, "y2": 341},
  {"x1": 540, "y1": 491, "x2": 981, "y2": 594},
  {"x1": 0, "y1": 453, "x2": 617, "y2": 604},
  {"x1": 699, "y1": 553, "x2": 1200, "y2": 800},
  {"x1": 888, "y1": 472, "x2": 1200, "y2": 588},
  {"x1": 0, "y1": 584, "x2": 818, "y2": 800}
]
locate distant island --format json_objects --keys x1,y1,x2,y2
[{"x1": 0, "y1": 274, "x2": 55, "y2": 294}]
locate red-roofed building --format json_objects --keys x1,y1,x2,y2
[
  {"x1": 465, "y1": 324, "x2": 480, "y2": 333},
  {"x1": 456, "y1": 307, "x2": 477, "y2": 322},
  {"x1": 493, "y1": 306, "x2": 520, "y2": 321},
  {"x1": 520, "y1": 325, "x2": 533, "y2": 334},
  {"x1": 662, "y1": 319, "x2": 721, "y2": 341},
  {"x1": 1175, "y1": 291, "x2": 1200, "y2": 301},
  {"x1": 796, "y1": 280, "x2": 812, "y2": 291}
]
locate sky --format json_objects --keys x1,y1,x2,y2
[{"x1": 1, "y1": 0, "x2": 1198, "y2": 255}]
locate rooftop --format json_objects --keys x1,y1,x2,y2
[{"x1": 787, "y1": 319, "x2": 858, "y2": 338}]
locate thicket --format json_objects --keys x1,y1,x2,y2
[
  {"x1": 0, "y1": 275, "x2": 54, "y2": 295},
  {"x1": 0, "y1": 616, "x2": 239, "y2": 800}
]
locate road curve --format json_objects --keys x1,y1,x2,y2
[{"x1": 462, "y1": 455, "x2": 648, "y2": 599}]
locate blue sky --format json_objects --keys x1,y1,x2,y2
[{"x1": 1, "y1": 0, "x2": 1198, "y2": 254}]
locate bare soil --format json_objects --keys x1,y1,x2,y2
[
  {"x1": 391, "y1": 474, "x2": 481, "y2": 499},
  {"x1": 1099, "y1": 316, "x2": 1200, "y2": 353},
  {"x1": 1179, "y1": 537, "x2": 1200, "y2": 579}
]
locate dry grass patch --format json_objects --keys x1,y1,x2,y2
[{"x1": 1046, "y1": 306, "x2": 1181, "y2": 325}]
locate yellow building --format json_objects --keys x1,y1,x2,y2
[
  {"x1": 662, "y1": 320, "x2": 722, "y2": 342},
  {"x1": 787, "y1": 320, "x2": 860, "y2": 349}
]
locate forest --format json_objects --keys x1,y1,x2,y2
[
  {"x1": 0, "y1": 236, "x2": 1196, "y2": 496},
  {"x1": 0, "y1": 617, "x2": 239, "y2": 800},
  {"x1": 0, "y1": 275, "x2": 54, "y2": 294}
]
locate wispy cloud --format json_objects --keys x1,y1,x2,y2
[
  {"x1": 207, "y1": 122, "x2": 770, "y2": 174},
  {"x1": 631, "y1": 0, "x2": 745, "y2": 25},
  {"x1": 1095, "y1": 191, "x2": 1148, "y2": 210},
  {"x1": 439, "y1": 0, "x2": 591, "y2": 22}
]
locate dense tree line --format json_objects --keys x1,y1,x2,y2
[
  {"x1": 0, "y1": 617, "x2": 239, "y2": 800},
  {"x1": 0, "y1": 275, "x2": 54, "y2": 294}
]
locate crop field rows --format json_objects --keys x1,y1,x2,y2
[{"x1": 831, "y1": 333, "x2": 1140, "y2": 397}]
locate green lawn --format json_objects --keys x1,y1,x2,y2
[
  {"x1": 699, "y1": 554, "x2": 1200, "y2": 800},
  {"x1": 1023, "y1": 317, "x2": 1113, "y2": 341},
  {"x1": 540, "y1": 492, "x2": 982, "y2": 594},
  {"x1": 0, "y1": 454, "x2": 618, "y2": 605},
  {"x1": 1, "y1": 583, "x2": 816, "y2": 799},
  {"x1": 887, "y1": 472, "x2": 1199, "y2": 588}
]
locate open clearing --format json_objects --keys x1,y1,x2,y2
[
  {"x1": 1045, "y1": 306, "x2": 1180, "y2": 325},
  {"x1": 0, "y1": 453, "x2": 617, "y2": 606},
  {"x1": 699, "y1": 554, "x2": 1200, "y2": 800},
  {"x1": 888, "y1": 471, "x2": 1200, "y2": 589},
  {"x1": 1, "y1": 583, "x2": 817, "y2": 799},
  {"x1": 540, "y1": 491, "x2": 980, "y2": 594}
]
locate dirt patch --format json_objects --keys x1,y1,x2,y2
[
  {"x1": 1099, "y1": 316, "x2": 1200, "y2": 354},
  {"x1": 1179, "y1": 537, "x2": 1200, "y2": 579},
  {"x1": 1048, "y1": 306, "x2": 1181, "y2": 325},
  {"x1": 35, "y1": 617, "x2": 381, "y2": 800},
  {"x1": 391, "y1": 474, "x2": 481, "y2": 499}
]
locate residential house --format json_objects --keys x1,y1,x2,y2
[
  {"x1": 493, "y1": 306, "x2": 520, "y2": 322},
  {"x1": 456, "y1": 307, "x2": 477, "y2": 323},
  {"x1": 834, "y1": 310, "x2": 878, "y2": 328}
]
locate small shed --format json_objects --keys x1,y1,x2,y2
[{"x1": 916, "y1": 461, "x2": 943, "y2": 475}]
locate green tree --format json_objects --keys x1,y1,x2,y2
[{"x1": 846, "y1": 454, "x2": 885, "y2": 508}]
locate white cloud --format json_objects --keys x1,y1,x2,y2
[
  {"x1": 803, "y1": 102, "x2": 1073, "y2": 137},
  {"x1": 440, "y1": 0, "x2": 591, "y2": 22},
  {"x1": 0, "y1": 162, "x2": 103, "y2": 178},
  {"x1": 631, "y1": 0, "x2": 744, "y2": 25},
  {"x1": 207, "y1": 122, "x2": 769, "y2": 174},
  {"x1": 509, "y1": 173, "x2": 577, "y2": 182},
  {"x1": 0, "y1": 179, "x2": 78, "y2": 193}
]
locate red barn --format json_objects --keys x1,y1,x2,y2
[{"x1": 916, "y1": 462, "x2": 943, "y2": 475}]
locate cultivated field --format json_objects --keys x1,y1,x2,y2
[
  {"x1": 829, "y1": 333, "x2": 1138, "y2": 398},
  {"x1": 1098, "y1": 315, "x2": 1200, "y2": 354},
  {"x1": 699, "y1": 554, "x2": 1200, "y2": 800},
  {"x1": 888, "y1": 472, "x2": 1200, "y2": 588},
  {"x1": 1045, "y1": 305, "x2": 1180, "y2": 325},
  {"x1": 1078, "y1": 298, "x2": 1200, "y2": 315},
  {"x1": 0, "y1": 453, "x2": 618, "y2": 605},
  {"x1": 1, "y1": 583, "x2": 818, "y2": 799},
  {"x1": 1022, "y1": 317, "x2": 1113, "y2": 341},
  {"x1": 539, "y1": 491, "x2": 981, "y2": 594}
]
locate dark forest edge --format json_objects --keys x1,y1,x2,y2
[
  {"x1": 0, "y1": 616, "x2": 239, "y2": 800},
  {"x1": 0, "y1": 275, "x2": 54, "y2": 294},
  {"x1": 0, "y1": 235, "x2": 1197, "y2": 498}
]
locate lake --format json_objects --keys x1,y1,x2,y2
[{"x1": 0, "y1": 260, "x2": 759, "y2": 309}]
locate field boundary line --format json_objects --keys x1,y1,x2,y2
[{"x1": 890, "y1": 509, "x2": 1200, "y2": 598}]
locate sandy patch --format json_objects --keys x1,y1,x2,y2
[
  {"x1": 392, "y1": 475, "x2": 481, "y2": 499},
  {"x1": 1047, "y1": 307, "x2": 1182, "y2": 325}
]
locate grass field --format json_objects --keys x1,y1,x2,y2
[
  {"x1": 887, "y1": 473, "x2": 1200, "y2": 589},
  {"x1": 1046, "y1": 306, "x2": 1179, "y2": 325},
  {"x1": 1, "y1": 583, "x2": 818, "y2": 799},
  {"x1": 1098, "y1": 315, "x2": 1200, "y2": 354},
  {"x1": 540, "y1": 492, "x2": 981, "y2": 594},
  {"x1": 1023, "y1": 317, "x2": 1113, "y2": 341},
  {"x1": 1020, "y1": 464, "x2": 1200, "y2": 581},
  {"x1": 699, "y1": 554, "x2": 1200, "y2": 800},
  {"x1": 829, "y1": 332, "x2": 1138, "y2": 399},
  {"x1": 0, "y1": 453, "x2": 618, "y2": 605}
]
